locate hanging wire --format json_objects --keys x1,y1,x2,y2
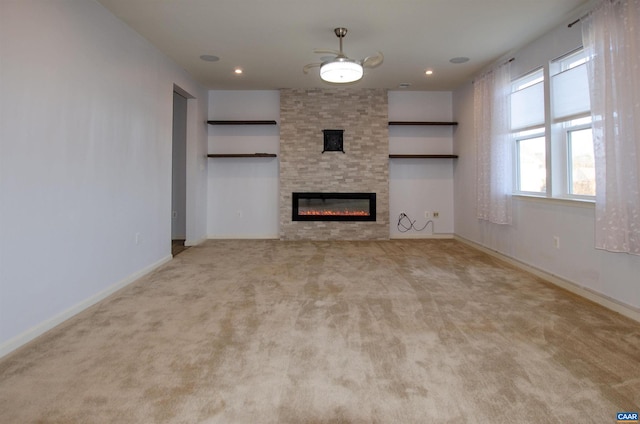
[{"x1": 396, "y1": 213, "x2": 434, "y2": 233}]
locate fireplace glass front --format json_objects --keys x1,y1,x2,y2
[{"x1": 292, "y1": 192, "x2": 376, "y2": 222}]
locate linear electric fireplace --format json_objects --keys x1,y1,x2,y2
[{"x1": 292, "y1": 192, "x2": 376, "y2": 222}]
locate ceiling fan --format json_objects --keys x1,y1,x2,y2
[{"x1": 303, "y1": 27, "x2": 384, "y2": 84}]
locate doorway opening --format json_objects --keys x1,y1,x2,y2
[{"x1": 172, "y1": 90, "x2": 188, "y2": 256}]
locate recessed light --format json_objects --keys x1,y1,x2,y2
[
  {"x1": 425, "y1": 70, "x2": 433, "y2": 75},
  {"x1": 199, "y1": 54, "x2": 219, "y2": 62},
  {"x1": 234, "y1": 68, "x2": 243, "y2": 74},
  {"x1": 450, "y1": 57, "x2": 470, "y2": 64}
]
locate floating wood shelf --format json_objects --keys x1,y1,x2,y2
[
  {"x1": 389, "y1": 154, "x2": 458, "y2": 159},
  {"x1": 388, "y1": 121, "x2": 458, "y2": 126},
  {"x1": 207, "y1": 120, "x2": 277, "y2": 125},
  {"x1": 207, "y1": 153, "x2": 277, "y2": 158}
]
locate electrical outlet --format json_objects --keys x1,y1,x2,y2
[
  {"x1": 433, "y1": 211, "x2": 439, "y2": 218},
  {"x1": 172, "y1": 211, "x2": 178, "y2": 219},
  {"x1": 553, "y1": 236, "x2": 560, "y2": 249}
]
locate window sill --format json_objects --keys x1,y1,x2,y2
[{"x1": 513, "y1": 194, "x2": 595, "y2": 209}]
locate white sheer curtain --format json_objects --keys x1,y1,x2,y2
[
  {"x1": 474, "y1": 61, "x2": 512, "y2": 224},
  {"x1": 582, "y1": 0, "x2": 640, "y2": 255}
]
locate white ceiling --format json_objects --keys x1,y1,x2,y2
[{"x1": 97, "y1": 0, "x2": 591, "y2": 91}]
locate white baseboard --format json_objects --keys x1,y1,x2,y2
[
  {"x1": 455, "y1": 235, "x2": 640, "y2": 324},
  {"x1": 207, "y1": 235, "x2": 279, "y2": 240},
  {"x1": 0, "y1": 255, "x2": 173, "y2": 360},
  {"x1": 391, "y1": 233, "x2": 454, "y2": 239},
  {"x1": 184, "y1": 237, "x2": 206, "y2": 247}
]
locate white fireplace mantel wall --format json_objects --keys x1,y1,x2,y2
[
  {"x1": 388, "y1": 91, "x2": 455, "y2": 238},
  {"x1": 206, "y1": 89, "x2": 455, "y2": 239},
  {"x1": 206, "y1": 90, "x2": 280, "y2": 239}
]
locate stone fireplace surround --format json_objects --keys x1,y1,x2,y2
[{"x1": 279, "y1": 88, "x2": 389, "y2": 240}]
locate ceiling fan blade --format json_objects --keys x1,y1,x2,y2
[
  {"x1": 313, "y1": 48, "x2": 340, "y2": 55},
  {"x1": 303, "y1": 63, "x2": 322, "y2": 74},
  {"x1": 362, "y1": 52, "x2": 384, "y2": 68}
]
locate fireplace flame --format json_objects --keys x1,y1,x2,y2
[{"x1": 299, "y1": 209, "x2": 369, "y2": 217}]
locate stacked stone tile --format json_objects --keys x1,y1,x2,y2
[{"x1": 279, "y1": 88, "x2": 389, "y2": 240}]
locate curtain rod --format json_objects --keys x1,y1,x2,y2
[
  {"x1": 569, "y1": 0, "x2": 624, "y2": 27},
  {"x1": 472, "y1": 57, "x2": 515, "y2": 83},
  {"x1": 568, "y1": 6, "x2": 595, "y2": 28},
  {"x1": 568, "y1": 18, "x2": 581, "y2": 28}
]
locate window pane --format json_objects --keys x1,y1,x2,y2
[
  {"x1": 518, "y1": 136, "x2": 547, "y2": 192},
  {"x1": 568, "y1": 128, "x2": 595, "y2": 196},
  {"x1": 511, "y1": 81, "x2": 545, "y2": 130},
  {"x1": 556, "y1": 48, "x2": 589, "y2": 72},
  {"x1": 552, "y1": 63, "x2": 591, "y2": 119},
  {"x1": 514, "y1": 69, "x2": 544, "y2": 90},
  {"x1": 567, "y1": 116, "x2": 592, "y2": 127}
]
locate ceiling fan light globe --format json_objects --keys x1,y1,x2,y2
[{"x1": 320, "y1": 59, "x2": 363, "y2": 83}]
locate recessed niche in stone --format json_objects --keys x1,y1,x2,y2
[{"x1": 322, "y1": 129, "x2": 345, "y2": 153}]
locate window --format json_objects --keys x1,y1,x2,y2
[
  {"x1": 566, "y1": 118, "x2": 595, "y2": 196},
  {"x1": 511, "y1": 69, "x2": 545, "y2": 130},
  {"x1": 551, "y1": 49, "x2": 594, "y2": 199},
  {"x1": 511, "y1": 69, "x2": 546, "y2": 194},
  {"x1": 516, "y1": 128, "x2": 546, "y2": 193},
  {"x1": 510, "y1": 48, "x2": 595, "y2": 200}
]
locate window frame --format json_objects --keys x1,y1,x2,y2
[
  {"x1": 511, "y1": 48, "x2": 595, "y2": 203},
  {"x1": 550, "y1": 48, "x2": 595, "y2": 201},
  {"x1": 511, "y1": 68, "x2": 547, "y2": 196},
  {"x1": 514, "y1": 127, "x2": 547, "y2": 195},
  {"x1": 564, "y1": 119, "x2": 595, "y2": 199}
]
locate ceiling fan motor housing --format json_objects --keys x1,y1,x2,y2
[
  {"x1": 320, "y1": 57, "x2": 364, "y2": 83},
  {"x1": 304, "y1": 26, "x2": 381, "y2": 84}
]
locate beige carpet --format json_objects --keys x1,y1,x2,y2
[{"x1": 1, "y1": 239, "x2": 639, "y2": 423}]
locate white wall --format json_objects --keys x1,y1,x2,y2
[
  {"x1": 0, "y1": 0, "x2": 208, "y2": 355},
  {"x1": 207, "y1": 91, "x2": 280, "y2": 238},
  {"x1": 388, "y1": 91, "x2": 455, "y2": 238},
  {"x1": 453, "y1": 20, "x2": 640, "y2": 314}
]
